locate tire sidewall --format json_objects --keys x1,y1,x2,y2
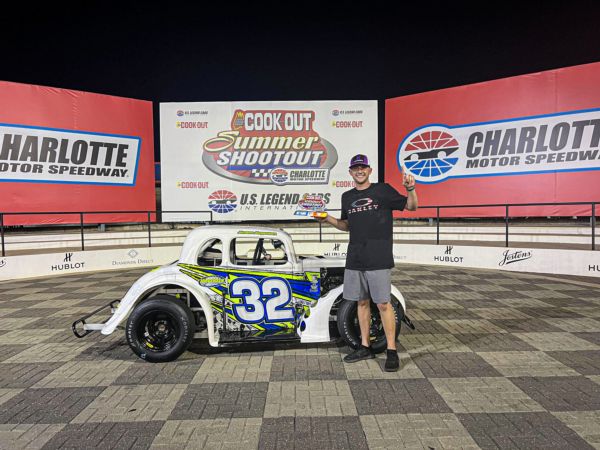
[
  {"x1": 336, "y1": 297, "x2": 404, "y2": 353},
  {"x1": 126, "y1": 296, "x2": 194, "y2": 363}
]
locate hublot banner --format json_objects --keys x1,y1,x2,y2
[
  {"x1": 433, "y1": 245, "x2": 464, "y2": 263},
  {"x1": 51, "y1": 252, "x2": 85, "y2": 271}
]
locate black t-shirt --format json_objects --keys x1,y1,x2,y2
[{"x1": 340, "y1": 183, "x2": 407, "y2": 270}]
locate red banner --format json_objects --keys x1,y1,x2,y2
[
  {"x1": 385, "y1": 62, "x2": 600, "y2": 218},
  {"x1": 0, "y1": 81, "x2": 155, "y2": 225}
]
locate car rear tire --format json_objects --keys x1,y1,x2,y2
[
  {"x1": 337, "y1": 296, "x2": 404, "y2": 354},
  {"x1": 126, "y1": 295, "x2": 194, "y2": 363}
]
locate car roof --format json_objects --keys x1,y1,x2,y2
[{"x1": 179, "y1": 225, "x2": 292, "y2": 263}]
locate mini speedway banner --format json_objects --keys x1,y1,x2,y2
[
  {"x1": 385, "y1": 62, "x2": 600, "y2": 217},
  {"x1": 160, "y1": 101, "x2": 377, "y2": 221},
  {"x1": 0, "y1": 81, "x2": 155, "y2": 225}
]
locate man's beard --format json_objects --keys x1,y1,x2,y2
[{"x1": 354, "y1": 175, "x2": 369, "y2": 185}]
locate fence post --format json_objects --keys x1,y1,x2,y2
[
  {"x1": 436, "y1": 207, "x2": 440, "y2": 245},
  {"x1": 505, "y1": 205, "x2": 509, "y2": 247},
  {"x1": 319, "y1": 221, "x2": 322, "y2": 243},
  {"x1": 0, "y1": 213, "x2": 4, "y2": 257},
  {"x1": 80, "y1": 213, "x2": 85, "y2": 251},
  {"x1": 592, "y1": 203, "x2": 596, "y2": 251},
  {"x1": 147, "y1": 212, "x2": 152, "y2": 248}
]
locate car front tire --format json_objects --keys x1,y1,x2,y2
[
  {"x1": 126, "y1": 295, "x2": 194, "y2": 363},
  {"x1": 336, "y1": 296, "x2": 404, "y2": 354}
]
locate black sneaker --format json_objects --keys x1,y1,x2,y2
[
  {"x1": 384, "y1": 349, "x2": 400, "y2": 372},
  {"x1": 343, "y1": 345, "x2": 375, "y2": 363}
]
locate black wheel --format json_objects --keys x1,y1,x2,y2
[
  {"x1": 336, "y1": 296, "x2": 404, "y2": 354},
  {"x1": 126, "y1": 295, "x2": 195, "y2": 363}
]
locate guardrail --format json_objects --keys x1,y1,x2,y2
[
  {"x1": 1, "y1": 202, "x2": 598, "y2": 257},
  {"x1": 318, "y1": 201, "x2": 598, "y2": 250},
  {"x1": 0, "y1": 210, "x2": 213, "y2": 257},
  {"x1": 421, "y1": 201, "x2": 597, "y2": 250}
]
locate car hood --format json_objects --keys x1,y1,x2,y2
[{"x1": 300, "y1": 256, "x2": 346, "y2": 271}]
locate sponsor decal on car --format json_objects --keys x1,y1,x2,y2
[{"x1": 178, "y1": 264, "x2": 321, "y2": 331}]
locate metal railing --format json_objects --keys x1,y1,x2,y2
[
  {"x1": 317, "y1": 201, "x2": 598, "y2": 250},
  {"x1": 418, "y1": 201, "x2": 598, "y2": 250},
  {"x1": 0, "y1": 202, "x2": 598, "y2": 257},
  {"x1": 0, "y1": 210, "x2": 213, "y2": 257}
]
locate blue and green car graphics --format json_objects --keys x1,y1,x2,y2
[{"x1": 178, "y1": 264, "x2": 320, "y2": 331}]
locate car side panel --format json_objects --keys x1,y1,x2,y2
[{"x1": 178, "y1": 263, "x2": 321, "y2": 332}]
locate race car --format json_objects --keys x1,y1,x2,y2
[{"x1": 72, "y1": 226, "x2": 413, "y2": 362}]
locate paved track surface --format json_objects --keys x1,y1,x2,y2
[{"x1": 1, "y1": 265, "x2": 599, "y2": 449}]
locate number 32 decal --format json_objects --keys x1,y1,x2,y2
[{"x1": 229, "y1": 277, "x2": 294, "y2": 324}]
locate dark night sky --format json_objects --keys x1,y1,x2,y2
[{"x1": 3, "y1": 2, "x2": 600, "y2": 171}]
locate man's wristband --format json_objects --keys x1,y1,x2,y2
[{"x1": 406, "y1": 186, "x2": 415, "y2": 192}]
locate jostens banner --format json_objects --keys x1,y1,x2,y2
[
  {"x1": 0, "y1": 81, "x2": 155, "y2": 225},
  {"x1": 160, "y1": 101, "x2": 377, "y2": 221},
  {"x1": 385, "y1": 62, "x2": 600, "y2": 218}
]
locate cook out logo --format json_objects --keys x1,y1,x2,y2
[
  {"x1": 202, "y1": 110, "x2": 337, "y2": 185},
  {"x1": 397, "y1": 108, "x2": 600, "y2": 184},
  {"x1": 207, "y1": 190, "x2": 237, "y2": 214}
]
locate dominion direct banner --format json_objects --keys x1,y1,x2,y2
[
  {"x1": 385, "y1": 62, "x2": 600, "y2": 218},
  {"x1": 160, "y1": 101, "x2": 377, "y2": 221},
  {"x1": 0, "y1": 81, "x2": 155, "y2": 225}
]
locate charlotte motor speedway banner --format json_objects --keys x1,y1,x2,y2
[
  {"x1": 385, "y1": 62, "x2": 600, "y2": 217},
  {"x1": 0, "y1": 81, "x2": 155, "y2": 225},
  {"x1": 160, "y1": 101, "x2": 377, "y2": 221}
]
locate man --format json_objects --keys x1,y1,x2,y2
[{"x1": 318, "y1": 154, "x2": 417, "y2": 371}]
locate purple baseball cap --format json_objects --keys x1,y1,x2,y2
[{"x1": 349, "y1": 154, "x2": 370, "y2": 168}]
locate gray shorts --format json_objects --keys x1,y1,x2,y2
[{"x1": 343, "y1": 269, "x2": 392, "y2": 304}]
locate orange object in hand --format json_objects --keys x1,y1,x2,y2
[{"x1": 311, "y1": 211, "x2": 328, "y2": 219}]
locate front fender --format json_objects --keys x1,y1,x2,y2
[
  {"x1": 298, "y1": 283, "x2": 406, "y2": 344},
  {"x1": 100, "y1": 266, "x2": 217, "y2": 347},
  {"x1": 299, "y1": 285, "x2": 343, "y2": 343},
  {"x1": 391, "y1": 285, "x2": 406, "y2": 313}
]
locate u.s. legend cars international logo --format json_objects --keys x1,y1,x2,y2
[
  {"x1": 398, "y1": 108, "x2": 600, "y2": 183},
  {"x1": 202, "y1": 110, "x2": 338, "y2": 185}
]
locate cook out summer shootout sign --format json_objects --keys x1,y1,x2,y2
[
  {"x1": 0, "y1": 81, "x2": 155, "y2": 225},
  {"x1": 160, "y1": 101, "x2": 377, "y2": 221},
  {"x1": 385, "y1": 62, "x2": 600, "y2": 218}
]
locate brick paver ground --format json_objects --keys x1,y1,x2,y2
[{"x1": 0, "y1": 265, "x2": 599, "y2": 448}]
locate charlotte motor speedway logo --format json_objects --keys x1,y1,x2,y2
[
  {"x1": 397, "y1": 108, "x2": 600, "y2": 183},
  {"x1": 0, "y1": 123, "x2": 140, "y2": 186},
  {"x1": 207, "y1": 190, "x2": 238, "y2": 214},
  {"x1": 202, "y1": 110, "x2": 338, "y2": 185}
]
